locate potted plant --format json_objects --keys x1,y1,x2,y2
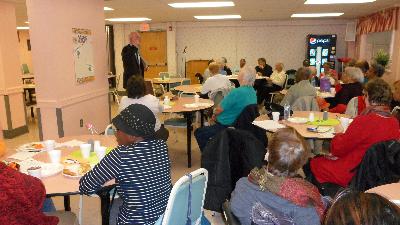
[{"x1": 374, "y1": 49, "x2": 391, "y2": 68}]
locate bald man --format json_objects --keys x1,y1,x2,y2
[{"x1": 122, "y1": 32, "x2": 147, "y2": 89}]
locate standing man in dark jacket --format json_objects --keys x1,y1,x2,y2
[{"x1": 122, "y1": 32, "x2": 147, "y2": 88}]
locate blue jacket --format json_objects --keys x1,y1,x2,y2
[{"x1": 231, "y1": 178, "x2": 321, "y2": 225}]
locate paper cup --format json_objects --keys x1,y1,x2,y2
[
  {"x1": 80, "y1": 144, "x2": 91, "y2": 159},
  {"x1": 44, "y1": 140, "x2": 55, "y2": 150},
  {"x1": 48, "y1": 150, "x2": 61, "y2": 164},
  {"x1": 339, "y1": 117, "x2": 350, "y2": 131},
  {"x1": 93, "y1": 140, "x2": 101, "y2": 152},
  {"x1": 27, "y1": 167, "x2": 42, "y2": 179},
  {"x1": 95, "y1": 146, "x2": 107, "y2": 161},
  {"x1": 272, "y1": 112, "x2": 280, "y2": 122}
]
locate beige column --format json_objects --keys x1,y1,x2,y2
[
  {"x1": 0, "y1": 1, "x2": 28, "y2": 138},
  {"x1": 26, "y1": 0, "x2": 109, "y2": 140},
  {"x1": 389, "y1": 12, "x2": 400, "y2": 83}
]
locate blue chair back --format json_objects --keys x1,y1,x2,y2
[
  {"x1": 155, "y1": 168, "x2": 208, "y2": 225},
  {"x1": 182, "y1": 79, "x2": 191, "y2": 85}
]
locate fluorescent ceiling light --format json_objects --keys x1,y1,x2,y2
[
  {"x1": 105, "y1": 18, "x2": 152, "y2": 22},
  {"x1": 169, "y1": 1, "x2": 234, "y2": 8},
  {"x1": 104, "y1": 7, "x2": 114, "y2": 11},
  {"x1": 17, "y1": 26, "x2": 29, "y2": 30},
  {"x1": 305, "y1": 0, "x2": 375, "y2": 4},
  {"x1": 194, "y1": 15, "x2": 241, "y2": 20},
  {"x1": 291, "y1": 13, "x2": 344, "y2": 18}
]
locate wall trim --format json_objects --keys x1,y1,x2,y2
[
  {"x1": 0, "y1": 86, "x2": 24, "y2": 95},
  {"x1": 37, "y1": 88, "x2": 109, "y2": 108},
  {"x1": 3, "y1": 125, "x2": 29, "y2": 139},
  {"x1": 37, "y1": 108, "x2": 43, "y2": 141}
]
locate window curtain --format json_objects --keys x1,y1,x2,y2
[
  {"x1": 357, "y1": 7, "x2": 399, "y2": 35},
  {"x1": 355, "y1": 7, "x2": 399, "y2": 58}
]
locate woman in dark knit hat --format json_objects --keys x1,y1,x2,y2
[{"x1": 79, "y1": 104, "x2": 172, "y2": 225}]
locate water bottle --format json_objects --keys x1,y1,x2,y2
[
  {"x1": 283, "y1": 104, "x2": 290, "y2": 120},
  {"x1": 311, "y1": 77, "x2": 316, "y2": 87}
]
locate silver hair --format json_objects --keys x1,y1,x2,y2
[
  {"x1": 345, "y1": 67, "x2": 364, "y2": 83},
  {"x1": 239, "y1": 66, "x2": 256, "y2": 86}
]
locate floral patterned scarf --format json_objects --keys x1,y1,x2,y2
[{"x1": 248, "y1": 166, "x2": 325, "y2": 220}]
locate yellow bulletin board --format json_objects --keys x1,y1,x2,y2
[{"x1": 73, "y1": 28, "x2": 95, "y2": 84}]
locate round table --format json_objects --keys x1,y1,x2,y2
[
  {"x1": 33, "y1": 135, "x2": 117, "y2": 196},
  {"x1": 366, "y1": 183, "x2": 400, "y2": 205},
  {"x1": 152, "y1": 78, "x2": 190, "y2": 92},
  {"x1": 173, "y1": 84, "x2": 202, "y2": 94},
  {"x1": 255, "y1": 111, "x2": 346, "y2": 139},
  {"x1": 163, "y1": 97, "x2": 214, "y2": 167}
]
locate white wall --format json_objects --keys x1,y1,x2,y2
[{"x1": 113, "y1": 19, "x2": 352, "y2": 88}]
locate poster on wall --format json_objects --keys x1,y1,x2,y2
[{"x1": 73, "y1": 28, "x2": 95, "y2": 84}]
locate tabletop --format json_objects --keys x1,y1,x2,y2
[
  {"x1": 152, "y1": 77, "x2": 189, "y2": 84},
  {"x1": 255, "y1": 111, "x2": 345, "y2": 139},
  {"x1": 366, "y1": 183, "x2": 400, "y2": 205},
  {"x1": 22, "y1": 74, "x2": 34, "y2": 79},
  {"x1": 174, "y1": 84, "x2": 202, "y2": 93},
  {"x1": 226, "y1": 75, "x2": 266, "y2": 80},
  {"x1": 23, "y1": 84, "x2": 36, "y2": 89},
  {"x1": 162, "y1": 97, "x2": 214, "y2": 113},
  {"x1": 32, "y1": 135, "x2": 117, "y2": 195}
]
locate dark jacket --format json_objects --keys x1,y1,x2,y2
[
  {"x1": 350, "y1": 140, "x2": 400, "y2": 192},
  {"x1": 234, "y1": 104, "x2": 268, "y2": 148},
  {"x1": 255, "y1": 65, "x2": 273, "y2": 77},
  {"x1": 122, "y1": 44, "x2": 145, "y2": 88},
  {"x1": 201, "y1": 128, "x2": 266, "y2": 212}
]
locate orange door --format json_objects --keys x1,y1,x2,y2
[{"x1": 140, "y1": 31, "x2": 167, "y2": 79}]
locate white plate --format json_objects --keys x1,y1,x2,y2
[
  {"x1": 17, "y1": 142, "x2": 46, "y2": 152},
  {"x1": 287, "y1": 117, "x2": 308, "y2": 124},
  {"x1": 20, "y1": 159, "x2": 64, "y2": 178},
  {"x1": 184, "y1": 103, "x2": 198, "y2": 108}
]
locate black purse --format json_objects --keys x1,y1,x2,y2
[{"x1": 264, "y1": 103, "x2": 293, "y2": 120}]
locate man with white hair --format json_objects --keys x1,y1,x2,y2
[
  {"x1": 195, "y1": 66, "x2": 257, "y2": 151},
  {"x1": 122, "y1": 32, "x2": 147, "y2": 88}
]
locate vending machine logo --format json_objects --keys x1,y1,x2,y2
[{"x1": 309, "y1": 37, "x2": 330, "y2": 45}]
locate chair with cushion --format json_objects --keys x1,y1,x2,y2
[
  {"x1": 154, "y1": 168, "x2": 209, "y2": 225},
  {"x1": 21, "y1": 64, "x2": 30, "y2": 74},
  {"x1": 109, "y1": 74, "x2": 121, "y2": 105},
  {"x1": 159, "y1": 72, "x2": 170, "y2": 80}
]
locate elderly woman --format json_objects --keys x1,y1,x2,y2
[
  {"x1": 200, "y1": 62, "x2": 233, "y2": 98},
  {"x1": 327, "y1": 67, "x2": 364, "y2": 113},
  {"x1": 280, "y1": 67, "x2": 316, "y2": 106},
  {"x1": 321, "y1": 62, "x2": 338, "y2": 85},
  {"x1": 306, "y1": 78, "x2": 400, "y2": 188},
  {"x1": 365, "y1": 63, "x2": 385, "y2": 83},
  {"x1": 325, "y1": 190, "x2": 400, "y2": 225},
  {"x1": 231, "y1": 128, "x2": 326, "y2": 225},
  {"x1": 203, "y1": 59, "x2": 215, "y2": 82},
  {"x1": 195, "y1": 66, "x2": 257, "y2": 151},
  {"x1": 267, "y1": 62, "x2": 286, "y2": 90},
  {"x1": 80, "y1": 104, "x2": 172, "y2": 225},
  {"x1": 119, "y1": 76, "x2": 168, "y2": 141}
]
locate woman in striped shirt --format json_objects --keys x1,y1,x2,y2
[{"x1": 79, "y1": 104, "x2": 172, "y2": 225}]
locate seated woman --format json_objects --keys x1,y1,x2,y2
[
  {"x1": 266, "y1": 62, "x2": 286, "y2": 91},
  {"x1": 119, "y1": 76, "x2": 168, "y2": 141},
  {"x1": 200, "y1": 62, "x2": 233, "y2": 99},
  {"x1": 320, "y1": 62, "x2": 338, "y2": 85},
  {"x1": 306, "y1": 78, "x2": 400, "y2": 188},
  {"x1": 254, "y1": 58, "x2": 273, "y2": 104},
  {"x1": 325, "y1": 190, "x2": 400, "y2": 225},
  {"x1": 80, "y1": 104, "x2": 172, "y2": 225},
  {"x1": 327, "y1": 67, "x2": 364, "y2": 113},
  {"x1": 195, "y1": 66, "x2": 257, "y2": 151},
  {"x1": 0, "y1": 162, "x2": 59, "y2": 225},
  {"x1": 230, "y1": 127, "x2": 326, "y2": 225},
  {"x1": 280, "y1": 67, "x2": 316, "y2": 106},
  {"x1": 365, "y1": 63, "x2": 385, "y2": 83}
]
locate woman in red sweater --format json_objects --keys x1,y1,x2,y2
[{"x1": 308, "y1": 78, "x2": 400, "y2": 187}]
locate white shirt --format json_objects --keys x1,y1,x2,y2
[
  {"x1": 119, "y1": 95, "x2": 163, "y2": 131},
  {"x1": 201, "y1": 74, "x2": 233, "y2": 95},
  {"x1": 270, "y1": 70, "x2": 286, "y2": 87}
]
